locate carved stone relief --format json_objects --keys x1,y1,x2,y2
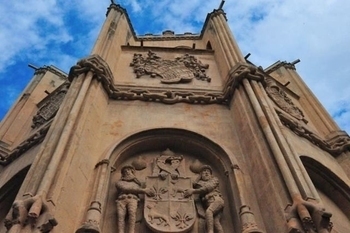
[
  {"x1": 32, "y1": 83, "x2": 69, "y2": 129},
  {"x1": 265, "y1": 79, "x2": 307, "y2": 123},
  {"x1": 130, "y1": 51, "x2": 211, "y2": 84},
  {"x1": 113, "y1": 149, "x2": 226, "y2": 233},
  {"x1": 4, "y1": 195, "x2": 58, "y2": 232}
]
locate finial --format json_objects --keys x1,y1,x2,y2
[
  {"x1": 218, "y1": 0, "x2": 225, "y2": 10},
  {"x1": 110, "y1": 0, "x2": 115, "y2": 4}
]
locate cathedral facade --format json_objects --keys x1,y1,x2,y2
[{"x1": 0, "y1": 3, "x2": 350, "y2": 233}]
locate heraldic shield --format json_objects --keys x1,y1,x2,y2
[{"x1": 144, "y1": 176, "x2": 196, "y2": 233}]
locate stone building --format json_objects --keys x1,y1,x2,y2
[{"x1": 0, "y1": 2, "x2": 350, "y2": 233}]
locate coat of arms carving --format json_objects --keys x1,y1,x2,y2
[
  {"x1": 144, "y1": 149, "x2": 196, "y2": 232},
  {"x1": 114, "y1": 149, "x2": 225, "y2": 233},
  {"x1": 130, "y1": 51, "x2": 211, "y2": 84}
]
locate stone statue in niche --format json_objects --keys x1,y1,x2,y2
[
  {"x1": 115, "y1": 165, "x2": 154, "y2": 233},
  {"x1": 184, "y1": 165, "x2": 224, "y2": 233}
]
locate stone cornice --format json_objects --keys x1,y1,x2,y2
[
  {"x1": 69, "y1": 54, "x2": 266, "y2": 106},
  {"x1": 277, "y1": 110, "x2": 350, "y2": 156},
  {"x1": 34, "y1": 66, "x2": 67, "y2": 80},
  {"x1": 265, "y1": 61, "x2": 297, "y2": 74}
]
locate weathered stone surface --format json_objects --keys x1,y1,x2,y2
[{"x1": 0, "y1": 2, "x2": 349, "y2": 233}]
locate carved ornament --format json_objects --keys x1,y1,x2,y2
[
  {"x1": 130, "y1": 51, "x2": 210, "y2": 84},
  {"x1": 70, "y1": 54, "x2": 265, "y2": 106},
  {"x1": 5, "y1": 195, "x2": 58, "y2": 232},
  {"x1": 112, "y1": 149, "x2": 226, "y2": 233},
  {"x1": 278, "y1": 110, "x2": 350, "y2": 156},
  {"x1": 266, "y1": 79, "x2": 307, "y2": 123},
  {"x1": 32, "y1": 83, "x2": 70, "y2": 129},
  {"x1": 285, "y1": 197, "x2": 332, "y2": 233}
]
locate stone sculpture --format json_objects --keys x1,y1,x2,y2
[
  {"x1": 115, "y1": 165, "x2": 154, "y2": 233},
  {"x1": 145, "y1": 149, "x2": 196, "y2": 233},
  {"x1": 184, "y1": 165, "x2": 224, "y2": 233},
  {"x1": 130, "y1": 51, "x2": 211, "y2": 84}
]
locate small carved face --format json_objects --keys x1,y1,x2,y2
[
  {"x1": 122, "y1": 167, "x2": 134, "y2": 177},
  {"x1": 201, "y1": 168, "x2": 212, "y2": 181},
  {"x1": 170, "y1": 159, "x2": 181, "y2": 168}
]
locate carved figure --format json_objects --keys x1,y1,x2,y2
[
  {"x1": 152, "y1": 149, "x2": 183, "y2": 182},
  {"x1": 115, "y1": 165, "x2": 154, "y2": 233},
  {"x1": 184, "y1": 165, "x2": 224, "y2": 233}
]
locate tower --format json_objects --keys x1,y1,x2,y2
[{"x1": 0, "y1": 2, "x2": 350, "y2": 233}]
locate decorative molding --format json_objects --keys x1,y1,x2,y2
[
  {"x1": 266, "y1": 78, "x2": 307, "y2": 123},
  {"x1": 68, "y1": 55, "x2": 114, "y2": 83},
  {"x1": 95, "y1": 159, "x2": 110, "y2": 168},
  {"x1": 69, "y1": 54, "x2": 266, "y2": 106},
  {"x1": 0, "y1": 121, "x2": 52, "y2": 165},
  {"x1": 325, "y1": 130, "x2": 350, "y2": 154},
  {"x1": 130, "y1": 51, "x2": 211, "y2": 83},
  {"x1": 277, "y1": 110, "x2": 350, "y2": 156}
]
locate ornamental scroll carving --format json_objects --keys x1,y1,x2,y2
[
  {"x1": 130, "y1": 51, "x2": 211, "y2": 84},
  {"x1": 114, "y1": 149, "x2": 225, "y2": 233},
  {"x1": 265, "y1": 79, "x2": 307, "y2": 123}
]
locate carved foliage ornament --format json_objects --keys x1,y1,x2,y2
[
  {"x1": 130, "y1": 51, "x2": 211, "y2": 84},
  {"x1": 266, "y1": 79, "x2": 307, "y2": 123}
]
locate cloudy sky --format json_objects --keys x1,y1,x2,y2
[{"x1": 0, "y1": 0, "x2": 349, "y2": 133}]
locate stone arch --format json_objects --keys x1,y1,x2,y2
[
  {"x1": 76, "y1": 128, "x2": 263, "y2": 233},
  {"x1": 300, "y1": 156, "x2": 350, "y2": 231}
]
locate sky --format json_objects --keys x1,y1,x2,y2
[{"x1": 0, "y1": 0, "x2": 349, "y2": 134}]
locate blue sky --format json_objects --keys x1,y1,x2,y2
[{"x1": 0, "y1": 0, "x2": 349, "y2": 133}]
